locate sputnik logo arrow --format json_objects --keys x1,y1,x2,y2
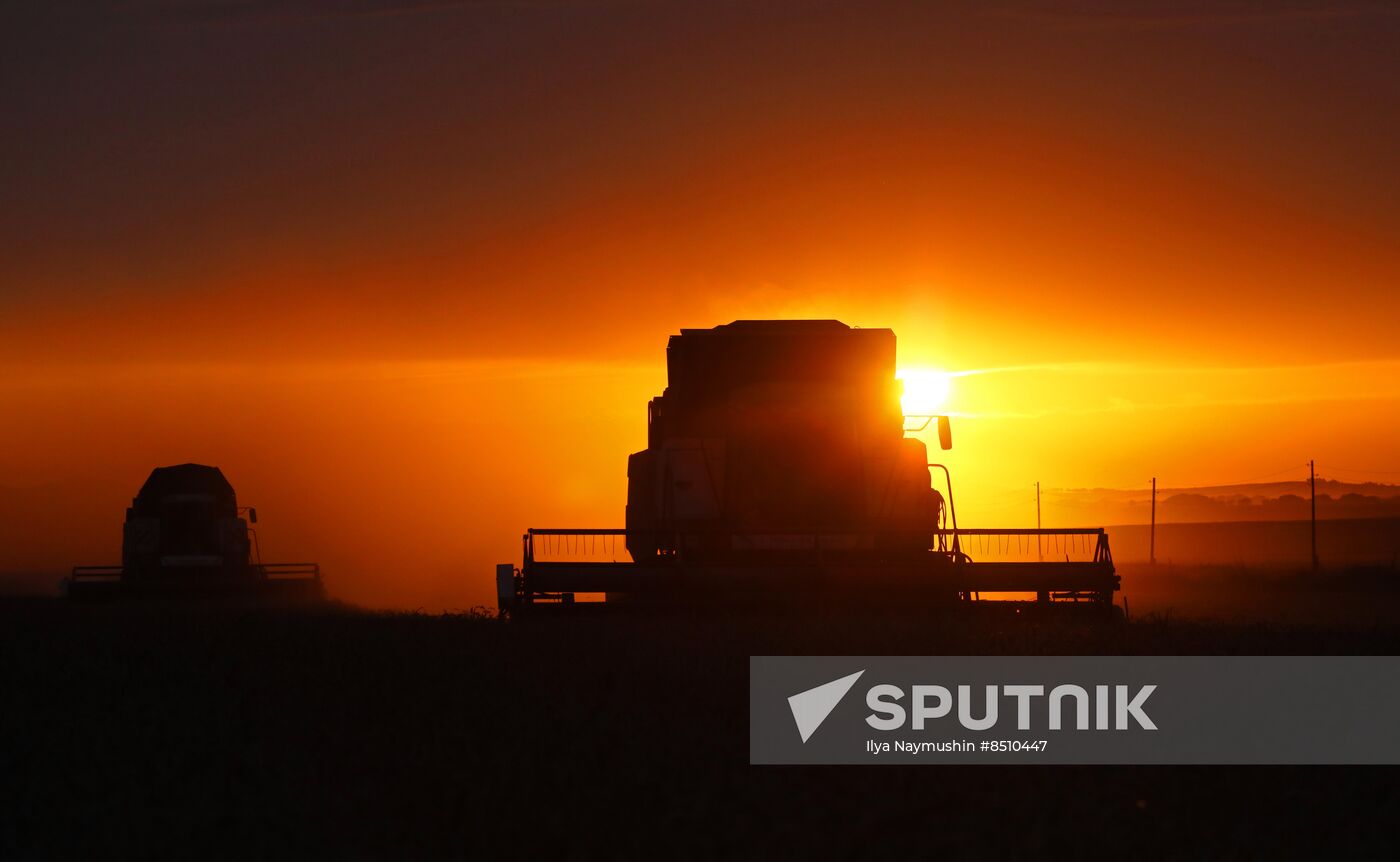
[{"x1": 788, "y1": 670, "x2": 866, "y2": 743}]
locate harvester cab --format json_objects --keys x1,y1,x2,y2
[
  {"x1": 624, "y1": 321, "x2": 947, "y2": 561},
  {"x1": 500, "y1": 320, "x2": 1118, "y2": 615},
  {"x1": 68, "y1": 464, "x2": 323, "y2": 599}
]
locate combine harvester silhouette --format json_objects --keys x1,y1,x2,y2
[
  {"x1": 499, "y1": 320, "x2": 1118, "y2": 616},
  {"x1": 68, "y1": 464, "x2": 323, "y2": 600}
]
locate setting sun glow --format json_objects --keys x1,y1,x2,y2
[
  {"x1": 2, "y1": 2, "x2": 1398, "y2": 613},
  {"x1": 897, "y1": 368, "x2": 953, "y2": 416}
]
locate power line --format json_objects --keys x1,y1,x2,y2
[
  {"x1": 1318, "y1": 464, "x2": 1400, "y2": 476},
  {"x1": 1213, "y1": 464, "x2": 1310, "y2": 486},
  {"x1": 1154, "y1": 463, "x2": 1306, "y2": 489},
  {"x1": 977, "y1": 485, "x2": 1042, "y2": 501},
  {"x1": 970, "y1": 496, "x2": 1037, "y2": 514}
]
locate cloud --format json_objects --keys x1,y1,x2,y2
[
  {"x1": 929, "y1": 358, "x2": 1400, "y2": 420},
  {"x1": 951, "y1": 358, "x2": 1400, "y2": 379},
  {"x1": 18, "y1": 0, "x2": 591, "y2": 28},
  {"x1": 949, "y1": 390, "x2": 1400, "y2": 421},
  {"x1": 0, "y1": 357, "x2": 658, "y2": 391},
  {"x1": 993, "y1": 0, "x2": 1400, "y2": 31}
]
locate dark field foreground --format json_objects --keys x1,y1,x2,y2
[
  {"x1": 1121, "y1": 562, "x2": 1400, "y2": 624},
  {"x1": 3, "y1": 597, "x2": 1400, "y2": 859}
]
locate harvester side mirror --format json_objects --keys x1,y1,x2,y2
[
  {"x1": 937, "y1": 416, "x2": 952, "y2": 450},
  {"x1": 248, "y1": 507, "x2": 258, "y2": 524}
]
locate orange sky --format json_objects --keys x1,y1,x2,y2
[{"x1": 3, "y1": 1, "x2": 1398, "y2": 608}]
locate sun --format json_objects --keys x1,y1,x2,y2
[{"x1": 897, "y1": 368, "x2": 952, "y2": 415}]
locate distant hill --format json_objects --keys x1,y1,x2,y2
[{"x1": 1046, "y1": 478, "x2": 1400, "y2": 525}]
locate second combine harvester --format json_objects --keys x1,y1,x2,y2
[
  {"x1": 68, "y1": 464, "x2": 323, "y2": 600},
  {"x1": 500, "y1": 320, "x2": 1117, "y2": 614}
]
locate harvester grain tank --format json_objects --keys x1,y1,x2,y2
[
  {"x1": 624, "y1": 320, "x2": 943, "y2": 561},
  {"x1": 68, "y1": 464, "x2": 322, "y2": 599},
  {"x1": 499, "y1": 320, "x2": 1117, "y2": 614}
]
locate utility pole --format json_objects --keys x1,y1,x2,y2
[
  {"x1": 1036, "y1": 481, "x2": 1042, "y2": 561},
  {"x1": 1150, "y1": 477, "x2": 1157, "y2": 565},
  {"x1": 1310, "y1": 459, "x2": 1318, "y2": 571}
]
